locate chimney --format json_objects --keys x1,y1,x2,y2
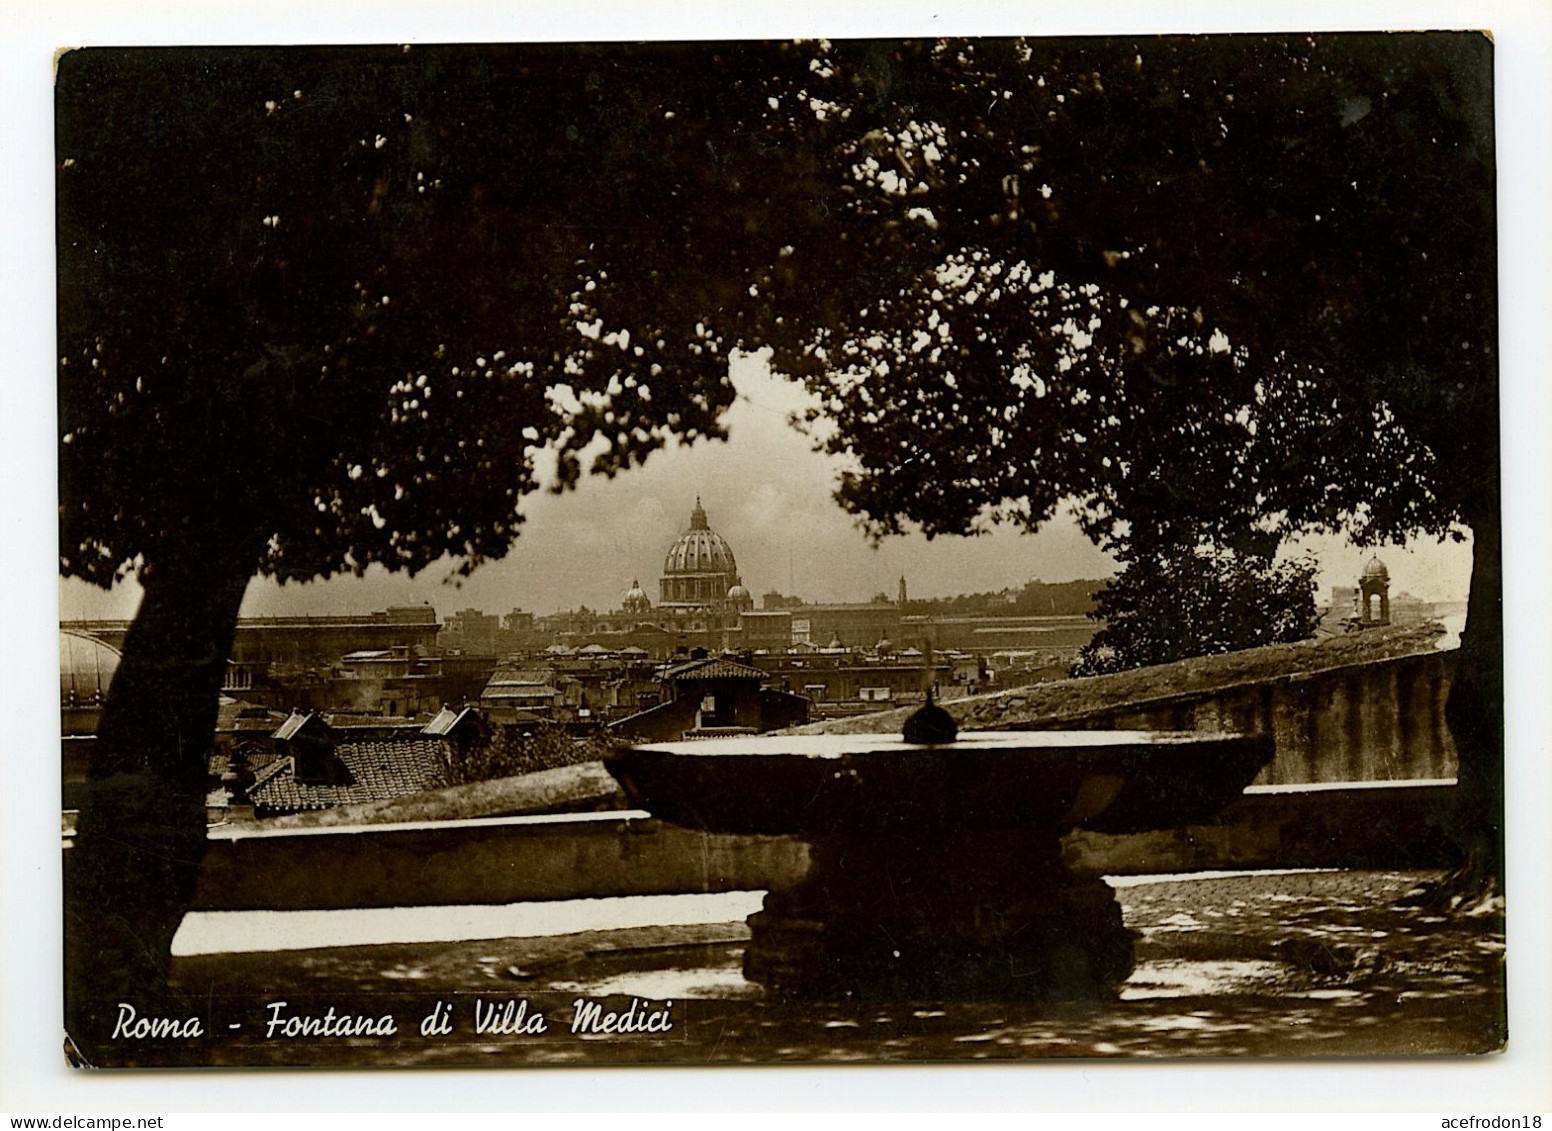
[{"x1": 275, "y1": 712, "x2": 343, "y2": 785}]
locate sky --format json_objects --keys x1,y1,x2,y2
[
  {"x1": 56, "y1": 351, "x2": 1118, "y2": 619},
  {"x1": 55, "y1": 349, "x2": 1475, "y2": 624}
]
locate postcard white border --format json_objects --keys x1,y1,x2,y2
[{"x1": 4, "y1": 0, "x2": 1549, "y2": 1114}]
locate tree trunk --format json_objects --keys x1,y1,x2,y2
[
  {"x1": 1450, "y1": 498, "x2": 1505, "y2": 889},
  {"x1": 64, "y1": 548, "x2": 255, "y2": 1065},
  {"x1": 1403, "y1": 499, "x2": 1503, "y2": 909}
]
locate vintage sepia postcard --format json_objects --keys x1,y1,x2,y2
[{"x1": 51, "y1": 30, "x2": 1514, "y2": 1079}]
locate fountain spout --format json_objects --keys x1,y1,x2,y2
[{"x1": 902, "y1": 689, "x2": 958, "y2": 745}]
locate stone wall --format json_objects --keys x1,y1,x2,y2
[
  {"x1": 796, "y1": 626, "x2": 1460, "y2": 787},
  {"x1": 191, "y1": 781, "x2": 1466, "y2": 913},
  {"x1": 958, "y1": 649, "x2": 1458, "y2": 785}
]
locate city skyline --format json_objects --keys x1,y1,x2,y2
[{"x1": 58, "y1": 351, "x2": 1473, "y2": 624}]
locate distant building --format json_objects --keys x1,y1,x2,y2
[
  {"x1": 420, "y1": 704, "x2": 490, "y2": 751},
  {"x1": 1326, "y1": 555, "x2": 1450, "y2": 634},
  {"x1": 524, "y1": 500, "x2": 756, "y2": 656},
  {"x1": 1357, "y1": 556, "x2": 1392, "y2": 627},
  {"x1": 751, "y1": 649, "x2": 954, "y2": 719},
  {"x1": 659, "y1": 497, "x2": 746, "y2": 611},
  {"x1": 899, "y1": 614, "x2": 1097, "y2": 658},
  {"x1": 439, "y1": 607, "x2": 502, "y2": 654},
  {"x1": 622, "y1": 580, "x2": 652, "y2": 616},
  {"x1": 480, "y1": 665, "x2": 564, "y2": 724},
  {"x1": 612, "y1": 654, "x2": 810, "y2": 742},
  {"x1": 740, "y1": 609, "x2": 794, "y2": 651},
  {"x1": 246, "y1": 710, "x2": 456, "y2": 817},
  {"x1": 790, "y1": 602, "x2": 903, "y2": 650},
  {"x1": 62, "y1": 607, "x2": 442, "y2": 674}
]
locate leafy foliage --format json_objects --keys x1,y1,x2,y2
[
  {"x1": 60, "y1": 37, "x2": 1495, "y2": 595},
  {"x1": 904, "y1": 578, "x2": 1099, "y2": 618},
  {"x1": 56, "y1": 43, "x2": 854, "y2": 588},
  {"x1": 434, "y1": 724, "x2": 620, "y2": 787},
  {"x1": 758, "y1": 34, "x2": 1492, "y2": 686},
  {"x1": 767, "y1": 35, "x2": 1495, "y2": 548},
  {"x1": 1073, "y1": 535, "x2": 1321, "y2": 676}
]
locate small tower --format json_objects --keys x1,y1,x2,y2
[
  {"x1": 1358, "y1": 555, "x2": 1391, "y2": 628},
  {"x1": 898, "y1": 575, "x2": 908, "y2": 607}
]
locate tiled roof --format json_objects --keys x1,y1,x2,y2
[
  {"x1": 247, "y1": 738, "x2": 449, "y2": 813},
  {"x1": 489, "y1": 667, "x2": 556, "y2": 685},
  {"x1": 216, "y1": 699, "x2": 287, "y2": 733},
  {"x1": 482, "y1": 685, "x2": 557, "y2": 701},
  {"x1": 235, "y1": 714, "x2": 286, "y2": 733},
  {"x1": 249, "y1": 757, "x2": 291, "y2": 790},
  {"x1": 327, "y1": 715, "x2": 423, "y2": 731},
  {"x1": 662, "y1": 657, "x2": 767, "y2": 682},
  {"x1": 244, "y1": 750, "x2": 281, "y2": 772},
  {"x1": 483, "y1": 667, "x2": 559, "y2": 702}
]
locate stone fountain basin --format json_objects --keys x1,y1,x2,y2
[{"x1": 607, "y1": 730, "x2": 1275, "y2": 838}]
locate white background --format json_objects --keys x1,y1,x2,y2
[{"x1": 4, "y1": 0, "x2": 1549, "y2": 1115}]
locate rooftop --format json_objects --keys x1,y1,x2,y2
[
  {"x1": 248, "y1": 738, "x2": 448, "y2": 812},
  {"x1": 795, "y1": 621, "x2": 1451, "y2": 736},
  {"x1": 661, "y1": 657, "x2": 768, "y2": 682}
]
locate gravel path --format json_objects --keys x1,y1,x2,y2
[{"x1": 155, "y1": 868, "x2": 1505, "y2": 1067}]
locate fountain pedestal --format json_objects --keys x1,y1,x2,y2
[
  {"x1": 608, "y1": 729, "x2": 1273, "y2": 1001},
  {"x1": 745, "y1": 829, "x2": 1133, "y2": 1000}
]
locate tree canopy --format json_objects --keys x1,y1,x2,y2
[
  {"x1": 60, "y1": 36, "x2": 1496, "y2": 592},
  {"x1": 1072, "y1": 533, "x2": 1321, "y2": 676},
  {"x1": 764, "y1": 35, "x2": 1495, "y2": 553},
  {"x1": 777, "y1": 34, "x2": 1497, "y2": 911},
  {"x1": 57, "y1": 43, "x2": 845, "y2": 589},
  {"x1": 57, "y1": 41, "x2": 872, "y2": 1053}
]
